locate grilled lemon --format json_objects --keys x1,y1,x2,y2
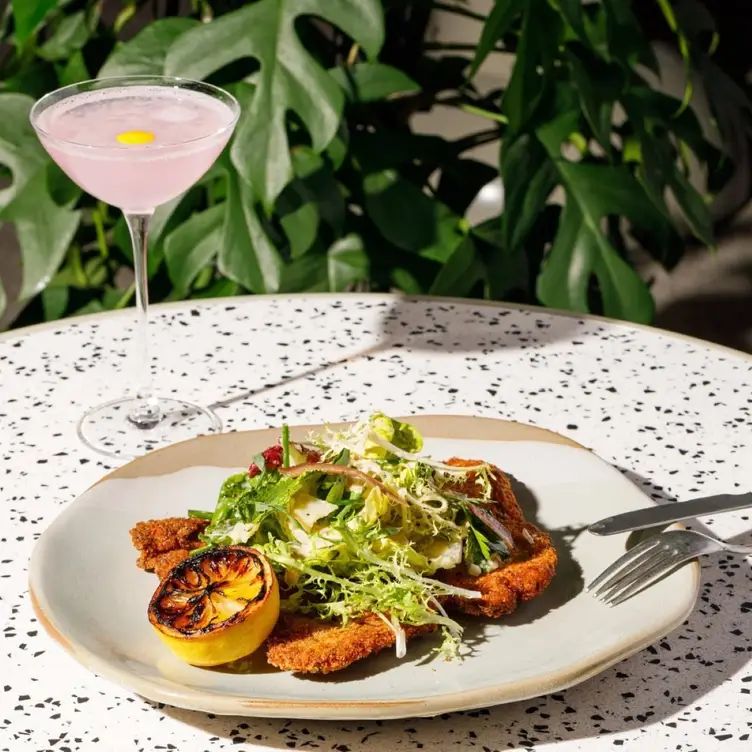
[{"x1": 148, "y1": 546, "x2": 279, "y2": 667}]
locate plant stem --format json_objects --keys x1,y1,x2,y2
[
  {"x1": 194, "y1": 265, "x2": 214, "y2": 289},
  {"x1": 653, "y1": 0, "x2": 693, "y2": 112},
  {"x1": 460, "y1": 103, "x2": 508, "y2": 124},
  {"x1": 453, "y1": 127, "x2": 502, "y2": 152},
  {"x1": 113, "y1": 2, "x2": 136, "y2": 34},
  {"x1": 92, "y1": 203, "x2": 109, "y2": 259},
  {"x1": 70, "y1": 245, "x2": 88, "y2": 287},
  {"x1": 88, "y1": 0, "x2": 104, "y2": 30},
  {"x1": 423, "y1": 41, "x2": 505, "y2": 53},
  {"x1": 114, "y1": 281, "x2": 136, "y2": 309},
  {"x1": 423, "y1": 42, "x2": 476, "y2": 52},
  {"x1": 431, "y1": 2, "x2": 487, "y2": 22},
  {"x1": 435, "y1": 93, "x2": 465, "y2": 106},
  {"x1": 346, "y1": 43, "x2": 360, "y2": 66},
  {"x1": 282, "y1": 424, "x2": 290, "y2": 467},
  {"x1": 124, "y1": 212, "x2": 161, "y2": 429}
]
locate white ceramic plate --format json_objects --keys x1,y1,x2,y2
[{"x1": 29, "y1": 416, "x2": 699, "y2": 720}]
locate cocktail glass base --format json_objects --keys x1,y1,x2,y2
[{"x1": 77, "y1": 396, "x2": 222, "y2": 459}]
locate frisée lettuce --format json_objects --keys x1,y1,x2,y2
[{"x1": 190, "y1": 413, "x2": 514, "y2": 659}]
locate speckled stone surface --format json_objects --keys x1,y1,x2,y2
[{"x1": 1, "y1": 294, "x2": 751, "y2": 752}]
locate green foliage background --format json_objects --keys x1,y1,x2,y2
[{"x1": 0, "y1": 0, "x2": 746, "y2": 327}]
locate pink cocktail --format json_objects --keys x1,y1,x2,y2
[
  {"x1": 30, "y1": 76, "x2": 240, "y2": 458},
  {"x1": 35, "y1": 84, "x2": 234, "y2": 212}
]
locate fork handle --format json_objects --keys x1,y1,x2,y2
[
  {"x1": 723, "y1": 543, "x2": 752, "y2": 556},
  {"x1": 589, "y1": 492, "x2": 752, "y2": 536}
]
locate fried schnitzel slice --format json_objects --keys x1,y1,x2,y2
[
  {"x1": 130, "y1": 517, "x2": 208, "y2": 580},
  {"x1": 265, "y1": 613, "x2": 436, "y2": 674},
  {"x1": 438, "y1": 458, "x2": 557, "y2": 618}
]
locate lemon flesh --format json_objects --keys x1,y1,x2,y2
[
  {"x1": 148, "y1": 547, "x2": 279, "y2": 667},
  {"x1": 116, "y1": 130, "x2": 155, "y2": 145}
]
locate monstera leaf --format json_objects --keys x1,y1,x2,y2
[
  {"x1": 469, "y1": 0, "x2": 523, "y2": 77},
  {"x1": 99, "y1": 18, "x2": 198, "y2": 77},
  {"x1": 277, "y1": 146, "x2": 345, "y2": 258},
  {"x1": 327, "y1": 234, "x2": 369, "y2": 291},
  {"x1": 0, "y1": 94, "x2": 48, "y2": 211},
  {"x1": 12, "y1": 0, "x2": 58, "y2": 44},
  {"x1": 165, "y1": 0, "x2": 384, "y2": 207},
  {"x1": 329, "y1": 62, "x2": 419, "y2": 103},
  {"x1": 363, "y1": 169, "x2": 465, "y2": 262},
  {"x1": 37, "y1": 11, "x2": 91, "y2": 61},
  {"x1": 0, "y1": 93, "x2": 80, "y2": 309},
  {"x1": 220, "y1": 170, "x2": 283, "y2": 294},
  {"x1": 531, "y1": 109, "x2": 666, "y2": 323},
  {"x1": 164, "y1": 204, "x2": 224, "y2": 294}
]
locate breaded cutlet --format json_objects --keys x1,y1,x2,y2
[
  {"x1": 129, "y1": 459, "x2": 557, "y2": 673},
  {"x1": 130, "y1": 517, "x2": 208, "y2": 580},
  {"x1": 265, "y1": 613, "x2": 436, "y2": 674}
]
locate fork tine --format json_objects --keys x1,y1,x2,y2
[
  {"x1": 592, "y1": 545, "x2": 671, "y2": 599},
  {"x1": 587, "y1": 537, "x2": 661, "y2": 594},
  {"x1": 605, "y1": 552, "x2": 691, "y2": 606},
  {"x1": 599, "y1": 549, "x2": 676, "y2": 604}
]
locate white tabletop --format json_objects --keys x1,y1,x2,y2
[{"x1": 2, "y1": 294, "x2": 751, "y2": 751}]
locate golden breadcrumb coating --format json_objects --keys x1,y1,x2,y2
[{"x1": 265, "y1": 613, "x2": 436, "y2": 674}]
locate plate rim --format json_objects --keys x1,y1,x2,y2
[{"x1": 29, "y1": 415, "x2": 701, "y2": 719}]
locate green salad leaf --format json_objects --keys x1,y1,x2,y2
[{"x1": 197, "y1": 414, "x2": 516, "y2": 659}]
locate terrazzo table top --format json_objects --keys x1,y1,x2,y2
[{"x1": 1, "y1": 293, "x2": 751, "y2": 752}]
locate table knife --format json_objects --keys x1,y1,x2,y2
[{"x1": 588, "y1": 492, "x2": 752, "y2": 536}]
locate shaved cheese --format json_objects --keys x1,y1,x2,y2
[
  {"x1": 290, "y1": 493, "x2": 338, "y2": 531},
  {"x1": 227, "y1": 521, "x2": 257, "y2": 544},
  {"x1": 288, "y1": 524, "x2": 315, "y2": 557},
  {"x1": 424, "y1": 538, "x2": 463, "y2": 571}
]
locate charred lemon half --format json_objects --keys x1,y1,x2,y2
[{"x1": 148, "y1": 546, "x2": 279, "y2": 667}]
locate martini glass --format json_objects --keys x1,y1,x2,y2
[{"x1": 30, "y1": 76, "x2": 240, "y2": 458}]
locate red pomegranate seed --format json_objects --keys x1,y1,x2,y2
[
  {"x1": 263, "y1": 445, "x2": 284, "y2": 468},
  {"x1": 248, "y1": 445, "x2": 284, "y2": 477}
]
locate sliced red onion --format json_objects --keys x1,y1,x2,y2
[
  {"x1": 279, "y1": 462, "x2": 405, "y2": 505},
  {"x1": 466, "y1": 502, "x2": 515, "y2": 551}
]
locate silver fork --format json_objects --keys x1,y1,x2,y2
[{"x1": 587, "y1": 529, "x2": 752, "y2": 606}]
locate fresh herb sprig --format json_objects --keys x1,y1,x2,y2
[
  {"x1": 188, "y1": 509, "x2": 213, "y2": 520},
  {"x1": 282, "y1": 424, "x2": 290, "y2": 467}
]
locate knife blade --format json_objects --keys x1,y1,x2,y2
[{"x1": 588, "y1": 492, "x2": 752, "y2": 536}]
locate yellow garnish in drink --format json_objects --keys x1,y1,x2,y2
[{"x1": 116, "y1": 130, "x2": 155, "y2": 145}]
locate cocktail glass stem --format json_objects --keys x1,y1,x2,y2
[{"x1": 124, "y1": 212, "x2": 161, "y2": 429}]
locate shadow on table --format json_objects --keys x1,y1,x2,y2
[
  {"x1": 155, "y1": 466, "x2": 752, "y2": 748},
  {"x1": 205, "y1": 297, "x2": 586, "y2": 412},
  {"x1": 371, "y1": 296, "x2": 586, "y2": 354}
]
